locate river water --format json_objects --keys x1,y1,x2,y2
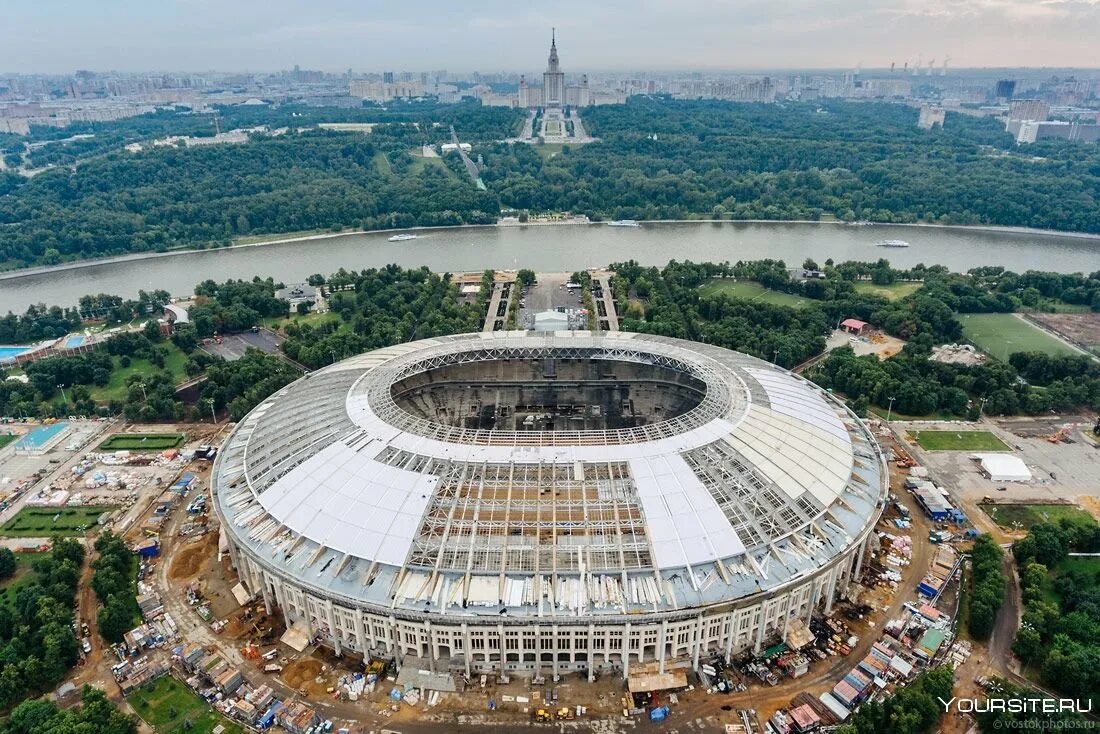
[{"x1": 1, "y1": 221, "x2": 1098, "y2": 312}]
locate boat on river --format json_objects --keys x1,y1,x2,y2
[{"x1": 388, "y1": 233, "x2": 419, "y2": 242}]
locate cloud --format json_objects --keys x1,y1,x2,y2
[{"x1": 2, "y1": 0, "x2": 1099, "y2": 72}]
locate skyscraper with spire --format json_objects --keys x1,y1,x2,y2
[{"x1": 542, "y1": 29, "x2": 565, "y2": 108}]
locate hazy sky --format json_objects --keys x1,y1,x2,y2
[{"x1": 5, "y1": 0, "x2": 1100, "y2": 73}]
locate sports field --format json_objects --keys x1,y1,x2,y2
[
  {"x1": 959, "y1": 313, "x2": 1080, "y2": 360},
  {"x1": 98, "y1": 432, "x2": 186, "y2": 451},
  {"x1": 700, "y1": 280, "x2": 811, "y2": 308},
  {"x1": 0, "y1": 506, "x2": 113, "y2": 537},
  {"x1": 911, "y1": 430, "x2": 1010, "y2": 451},
  {"x1": 980, "y1": 503, "x2": 1096, "y2": 531},
  {"x1": 129, "y1": 676, "x2": 244, "y2": 734}
]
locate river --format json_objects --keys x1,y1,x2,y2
[{"x1": 1, "y1": 221, "x2": 1098, "y2": 312}]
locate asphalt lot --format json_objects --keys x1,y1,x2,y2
[
  {"x1": 895, "y1": 418, "x2": 1100, "y2": 504},
  {"x1": 200, "y1": 329, "x2": 283, "y2": 361},
  {"x1": 518, "y1": 272, "x2": 590, "y2": 330}
]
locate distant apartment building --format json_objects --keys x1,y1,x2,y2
[
  {"x1": 1014, "y1": 120, "x2": 1100, "y2": 144},
  {"x1": 994, "y1": 79, "x2": 1016, "y2": 102},
  {"x1": 1007, "y1": 99, "x2": 1050, "y2": 122},
  {"x1": 0, "y1": 117, "x2": 30, "y2": 135},
  {"x1": 917, "y1": 105, "x2": 946, "y2": 130},
  {"x1": 349, "y1": 79, "x2": 425, "y2": 102}
]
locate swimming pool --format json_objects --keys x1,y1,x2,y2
[
  {"x1": 63, "y1": 335, "x2": 86, "y2": 349},
  {"x1": 0, "y1": 346, "x2": 31, "y2": 362},
  {"x1": 15, "y1": 422, "x2": 70, "y2": 450}
]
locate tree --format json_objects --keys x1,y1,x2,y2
[
  {"x1": 96, "y1": 595, "x2": 134, "y2": 644},
  {"x1": 0, "y1": 549, "x2": 15, "y2": 581}
]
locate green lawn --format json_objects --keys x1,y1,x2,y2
[
  {"x1": 0, "y1": 506, "x2": 113, "y2": 538},
  {"x1": 911, "y1": 430, "x2": 1011, "y2": 451},
  {"x1": 98, "y1": 432, "x2": 186, "y2": 451},
  {"x1": 535, "y1": 143, "x2": 565, "y2": 158},
  {"x1": 129, "y1": 676, "x2": 245, "y2": 734},
  {"x1": 0, "y1": 553, "x2": 45, "y2": 611},
  {"x1": 0, "y1": 434, "x2": 16, "y2": 450},
  {"x1": 89, "y1": 346, "x2": 189, "y2": 402},
  {"x1": 699, "y1": 279, "x2": 811, "y2": 308},
  {"x1": 959, "y1": 313, "x2": 1080, "y2": 360},
  {"x1": 408, "y1": 149, "x2": 455, "y2": 178},
  {"x1": 372, "y1": 151, "x2": 393, "y2": 175},
  {"x1": 853, "y1": 281, "x2": 923, "y2": 300},
  {"x1": 980, "y1": 503, "x2": 1097, "y2": 531}
]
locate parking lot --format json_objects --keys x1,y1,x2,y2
[
  {"x1": 518, "y1": 272, "x2": 591, "y2": 330},
  {"x1": 895, "y1": 418, "x2": 1100, "y2": 505},
  {"x1": 200, "y1": 328, "x2": 283, "y2": 361}
]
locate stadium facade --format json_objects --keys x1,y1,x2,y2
[{"x1": 214, "y1": 331, "x2": 887, "y2": 679}]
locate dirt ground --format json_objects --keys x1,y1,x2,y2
[
  {"x1": 169, "y1": 532, "x2": 217, "y2": 581},
  {"x1": 825, "y1": 329, "x2": 906, "y2": 360},
  {"x1": 280, "y1": 658, "x2": 337, "y2": 697},
  {"x1": 1026, "y1": 312, "x2": 1100, "y2": 355}
]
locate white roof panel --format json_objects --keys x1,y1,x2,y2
[
  {"x1": 630, "y1": 454, "x2": 745, "y2": 570},
  {"x1": 257, "y1": 440, "x2": 436, "y2": 567}
]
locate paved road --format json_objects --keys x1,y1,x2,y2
[
  {"x1": 596, "y1": 276, "x2": 619, "y2": 331},
  {"x1": 482, "y1": 281, "x2": 511, "y2": 332}
]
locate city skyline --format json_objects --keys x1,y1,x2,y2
[{"x1": 5, "y1": 0, "x2": 1100, "y2": 74}]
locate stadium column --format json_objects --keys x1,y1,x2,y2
[
  {"x1": 692, "y1": 613, "x2": 704, "y2": 671},
  {"x1": 806, "y1": 576, "x2": 821, "y2": 624},
  {"x1": 588, "y1": 622, "x2": 595, "y2": 682},
  {"x1": 425, "y1": 619, "x2": 435, "y2": 672},
  {"x1": 463, "y1": 623, "x2": 472, "y2": 678},
  {"x1": 552, "y1": 622, "x2": 559, "y2": 679},
  {"x1": 623, "y1": 622, "x2": 631, "y2": 679},
  {"x1": 824, "y1": 565, "x2": 838, "y2": 614},
  {"x1": 387, "y1": 615, "x2": 401, "y2": 672},
  {"x1": 754, "y1": 600, "x2": 768, "y2": 654},
  {"x1": 260, "y1": 579, "x2": 272, "y2": 616},
  {"x1": 355, "y1": 609, "x2": 367, "y2": 659},
  {"x1": 326, "y1": 600, "x2": 340, "y2": 656},
  {"x1": 724, "y1": 611, "x2": 736, "y2": 662},
  {"x1": 853, "y1": 536, "x2": 866, "y2": 583},
  {"x1": 658, "y1": 619, "x2": 668, "y2": 674}
]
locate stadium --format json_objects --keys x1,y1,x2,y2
[{"x1": 213, "y1": 331, "x2": 887, "y2": 680}]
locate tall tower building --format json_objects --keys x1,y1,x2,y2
[{"x1": 543, "y1": 29, "x2": 565, "y2": 108}]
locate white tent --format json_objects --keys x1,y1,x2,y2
[
  {"x1": 974, "y1": 453, "x2": 1032, "y2": 482},
  {"x1": 533, "y1": 310, "x2": 570, "y2": 332}
]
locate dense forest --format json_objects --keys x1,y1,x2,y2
[
  {"x1": 0, "y1": 539, "x2": 85, "y2": 711},
  {"x1": 0, "y1": 687, "x2": 135, "y2": 734},
  {"x1": 280, "y1": 265, "x2": 486, "y2": 368},
  {"x1": 608, "y1": 259, "x2": 1100, "y2": 416},
  {"x1": 2, "y1": 99, "x2": 1099, "y2": 269},
  {"x1": 1011, "y1": 517, "x2": 1100, "y2": 701},
  {"x1": 1, "y1": 259, "x2": 1097, "y2": 421}
]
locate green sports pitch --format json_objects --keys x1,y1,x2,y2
[
  {"x1": 0, "y1": 506, "x2": 114, "y2": 538},
  {"x1": 699, "y1": 280, "x2": 811, "y2": 308},
  {"x1": 97, "y1": 432, "x2": 186, "y2": 451},
  {"x1": 911, "y1": 430, "x2": 1011, "y2": 451},
  {"x1": 959, "y1": 313, "x2": 1080, "y2": 360}
]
